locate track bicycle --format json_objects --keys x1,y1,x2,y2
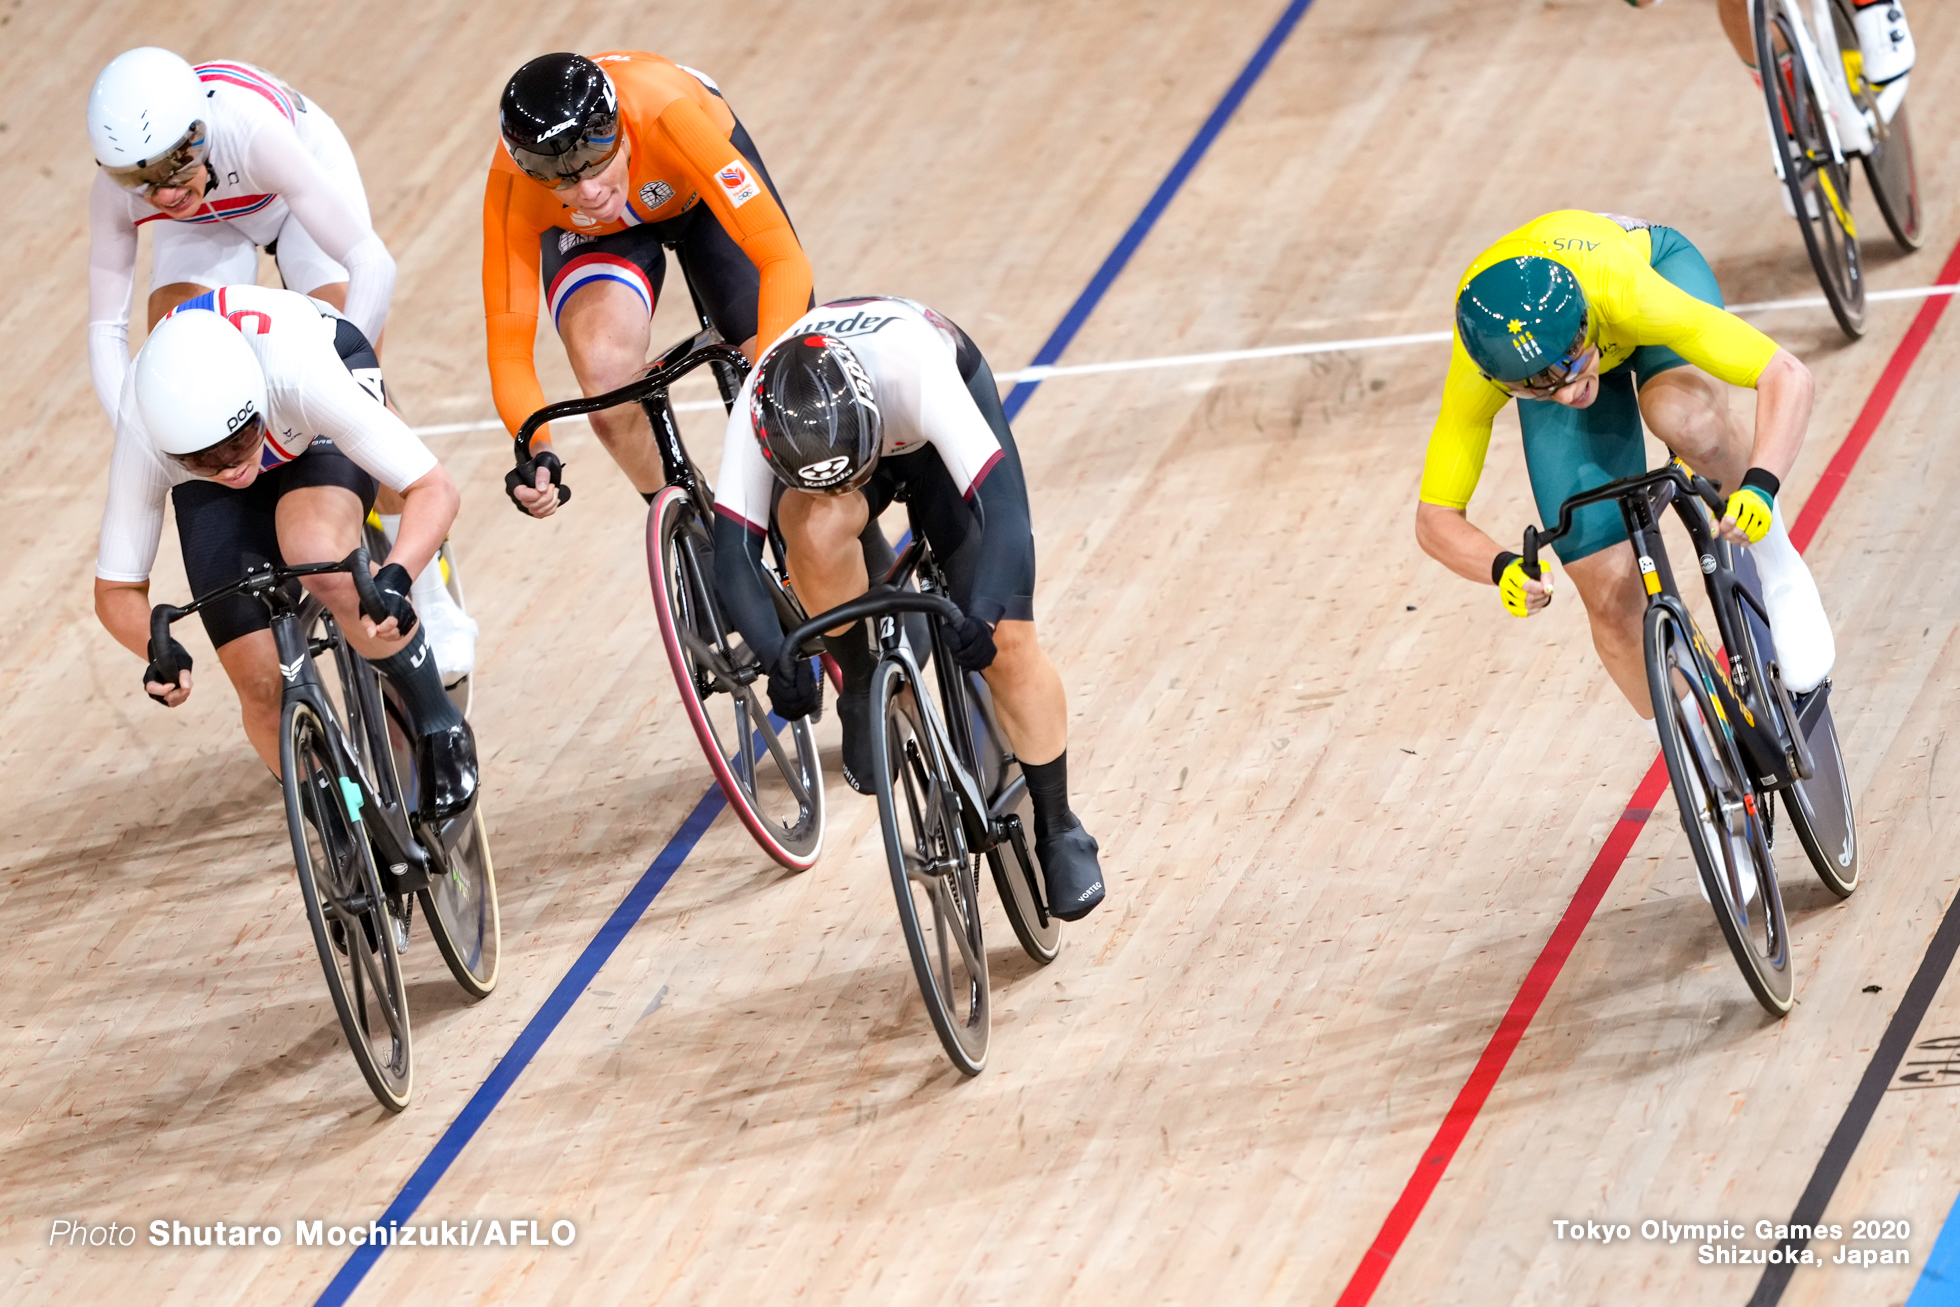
[
  {"x1": 774, "y1": 534, "x2": 1062, "y2": 1075},
  {"x1": 1521, "y1": 464, "x2": 1857, "y2": 1016},
  {"x1": 513, "y1": 329, "x2": 840, "y2": 869},
  {"x1": 1753, "y1": 0, "x2": 1922, "y2": 339},
  {"x1": 147, "y1": 546, "x2": 500, "y2": 1110}
]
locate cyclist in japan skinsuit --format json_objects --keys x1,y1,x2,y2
[
  {"x1": 712, "y1": 296, "x2": 1106, "y2": 922},
  {"x1": 484, "y1": 51, "x2": 813, "y2": 516},
  {"x1": 93, "y1": 284, "x2": 477, "y2": 819},
  {"x1": 84, "y1": 46, "x2": 478, "y2": 683}
]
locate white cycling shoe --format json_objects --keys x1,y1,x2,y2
[
  {"x1": 1748, "y1": 505, "x2": 1835, "y2": 694},
  {"x1": 412, "y1": 562, "x2": 478, "y2": 687}
]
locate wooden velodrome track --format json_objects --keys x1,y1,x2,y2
[{"x1": 9, "y1": 0, "x2": 1960, "y2": 1302}]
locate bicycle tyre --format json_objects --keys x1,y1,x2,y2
[
  {"x1": 965, "y1": 672, "x2": 1061, "y2": 964},
  {"x1": 1647, "y1": 605, "x2": 1794, "y2": 1016},
  {"x1": 1828, "y1": 0, "x2": 1922, "y2": 251},
  {"x1": 381, "y1": 689, "x2": 502, "y2": 998},
  {"x1": 1759, "y1": 0, "x2": 1866, "y2": 338},
  {"x1": 1785, "y1": 689, "x2": 1859, "y2": 897},
  {"x1": 648, "y1": 485, "x2": 823, "y2": 870},
  {"x1": 282, "y1": 699, "x2": 415, "y2": 1109},
  {"x1": 871, "y1": 656, "x2": 990, "y2": 1074}
]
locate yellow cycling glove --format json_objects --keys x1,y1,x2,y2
[
  {"x1": 1492, "y1": 551, "x2": 1550, "y2": 618},
  {"x1": 1723, "y1": 468, "x2": 1780, "y2": 544}
]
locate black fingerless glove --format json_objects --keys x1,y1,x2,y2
[
  {"x1": 767, "y1": 655, "x2": 823, "y2": 722},
  {"x1": 505, "y1": 448, "x2": 570, "y2": 514},
  {"x1": 945, "y1": 614, "x2": 998, "y2": 670},
  {"x1": 372, "y1": 562, "x2": 419, "y2": 636},
  {"x1": 143, "y1": 636, "x2": 192, "y2": 705}
]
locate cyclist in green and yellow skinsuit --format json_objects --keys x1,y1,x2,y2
[{"x1": 1415, "y1": 209, "x2": 1835, "y2": 718}]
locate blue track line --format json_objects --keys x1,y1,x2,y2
[
  {"x1": 1909, "y1": 1192, "x2": 1960, "y2": 1303},
  {"x1": 312, "y1": 786, "x2": 724, "y2": 1306},
  {"x1": 1001, "y1": 0, "x2": 1317, "y2": 421},
  {"x1": 314, "y1": 4, "x2": 1316, "y2": 1299}
]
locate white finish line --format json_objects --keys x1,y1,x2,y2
[{"x1": 410, "y1": 283, "x2": 1960, "y2": 438}]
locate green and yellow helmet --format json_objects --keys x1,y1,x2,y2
[{"x1": 1454, "y1": 254, "x2": 1592, "y2": 384}]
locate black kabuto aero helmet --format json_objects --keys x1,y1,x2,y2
[{"x1": 750, "y1": 334, "x2": 883, "y2": 494}]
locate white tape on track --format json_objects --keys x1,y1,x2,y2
[{"x1": 411, "y1": 283, "x2": 1960, "y2": 438}]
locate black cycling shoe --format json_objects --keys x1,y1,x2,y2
[
  {"x1": 1035, "y1": 816, "x2": 1105, "y2": 921},
  {"x1": 837, "y1": 690, "x2": 877, "y2": 795},
  {"x1": 416, "y1": 721, "x2": 479, "y2": 820}
]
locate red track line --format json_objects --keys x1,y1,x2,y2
[{"x1": 1333, "y1": 231, "x2": 1960, "y2": 1307}]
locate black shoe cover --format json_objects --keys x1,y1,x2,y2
[
  {"x1": 838, "y1": 690, "x2": 876, "y2": 795},
  {"x1": 416, "y1": 720, "x2": 479, "y2": 820},
  {"x1": 1035, "y1": 816, "x2": 1105, "y2": 921}
]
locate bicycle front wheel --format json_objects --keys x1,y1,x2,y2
[
  {"x1": 871, "y1": 657, "x2": 990, "y2": 1074},
  {"x1": 648, "y1": 485, "x2": 823, "y2": 869},
  {"x1": 283, "y1": 699, "x2": 414, "y2": 1110},
  {"x1": 1647, "y1": 605, "x2": 1794, "y2": 1016},
  {"x1": 1759, "y1": 0, "x2": 1865, "y2": 337}
]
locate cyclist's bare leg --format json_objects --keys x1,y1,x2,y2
[
  {"x1": 275, "y1": 484, "x2": 413, "y2": 664},
  {"x1": 214, "y1": 630, "x2": 286, "y2": 773},
  {"x1": 1561, "y1": 544, "x2": 1657, "y2": 719},
  {"x1": 777, "y1": 490, "x2": 872, "y2": 632},
  {"x1": 147, "y1": 284, "x2": 210, "y2": 330},
  {"x1": 981, "y1": 622, "x2": 1068, "y2": 766},
  {"x1": 558, "y1": 280, "x2": 665, "y2": 495},
  {"x1": 1638, "y1": 366, "x2": 1751, "y2": 491},
  {"x1": 1717, "y1": 0, "x2": 1754, "y2": 67}
]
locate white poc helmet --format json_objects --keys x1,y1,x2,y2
[
  {"x1": 88, "y1": 47, "x2": 208, "y2": 176},
  {"x1": 134, "y1": 310, "x2": 268, "y2": 459}
]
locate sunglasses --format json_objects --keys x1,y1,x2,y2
[
  {"x1": 101, "y1": 123, "x2": 211, "y2": 199},
  {"x1": 168, "y1": 415, "x2": 267, "y2": 478},
  {"x1": 507, "y1": 112, "x2": 622, "y2": 191}
]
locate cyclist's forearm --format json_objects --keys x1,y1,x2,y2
[
  {"x1": 390, "y1": 467, "x2": 461, "y2": 582},
  {"x1": 1748, "y1": 349, "x2": 1814, "y2": 483},
  {"x1": 1416, "y1": 500, "x2": 1508, "y2": 585},
  {"x1": 94, "y1": 577, "x2": 153, "y2": 660}
]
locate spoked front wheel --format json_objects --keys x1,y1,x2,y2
[
  {"x1": 648, "y1": 486, "x2": 824, "y2": 869},
  {"x1": 871, "y1": 657, "x2": 990, "y2": 1074},
  {"x1": 282, "y1": 700, "x2": 414, "y2": 1109},
  {"x1": 965, "y1": 672, "x2": 1060, "y2": 964},
  {"x1": 1759, "y1": 0, "x2": 1865, "y2": 337},
  {"x1": 1647, "y1": 605, "x2": 1794, "y2": 1016}
]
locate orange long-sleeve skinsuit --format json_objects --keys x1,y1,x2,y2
[{"x1": 481, "y1": 51, "x2": 812, "y2": 447}]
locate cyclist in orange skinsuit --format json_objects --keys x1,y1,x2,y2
[{"x1": 483, "y1": 51, "x2": 813, "y2": 511}]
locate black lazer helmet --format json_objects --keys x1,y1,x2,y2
[
  {"x1": 750, "y1": 334, "x2": 883, "y2": 495},
  {"x1": 499, "y1": 53, "x2": 621, "y2": 188}
]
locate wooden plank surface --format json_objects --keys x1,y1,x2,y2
[{"x1": 6, "y1": 1, "x2": 1960, "y2": 1303}]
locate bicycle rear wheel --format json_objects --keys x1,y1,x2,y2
[
  {"x1": 384, "y1": 690, "x2": 501, "y2": 997},
  {"x1": 965, "y1": 672, "x2": 1061, "y2": 964},
  {"x1": 1830, "y1": 0, "x2": 1922, "y2": 251},
  {"x1": 871, "y1": 656, "x2": 990, "y2": 1074},
  {"x1": 283, "y1": 700, "x2": 414, "y2": 1109},
  {"x1": 1647, "y1": 605, "x2": 1794, "y2": 1016},
  {"x1": 648, "y1": 485, "x2": 823, "y2": 869},
  {"x1": 1786, "y1": 686, "x2": 1859, "y2": 897},
  {"x1": 1759, "y1": 0, "x2": 1865, "y2": 337}
]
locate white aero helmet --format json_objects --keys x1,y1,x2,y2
[
  {"x1": 134, "y1": 310, "x2": 269, "y2": 468},
  {"x1": 88, "y1": 47, "x2": 211, "y2": 190}
]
